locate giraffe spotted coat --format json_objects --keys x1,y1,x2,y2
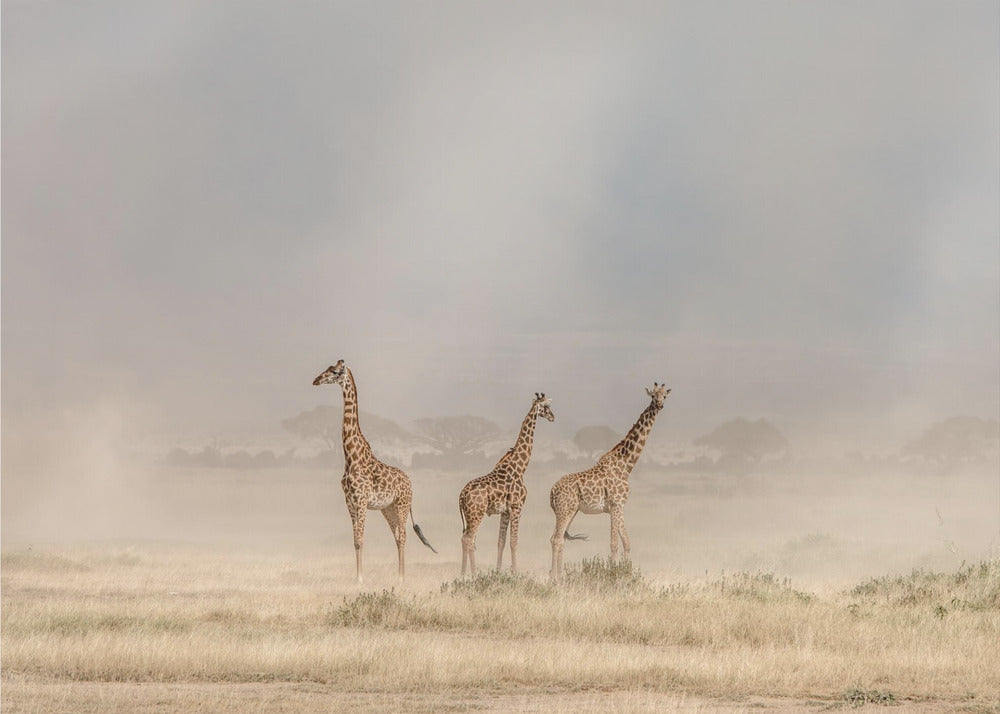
[
  {"x1": 313, "y1": 360, "x2": 436, "y2": 585},
  {"x1": 459, "y1": 393, "x2": 554, "y2": 576},
  {"x1": 549, "y1": 383, "x2": 670, "y2": 578}
]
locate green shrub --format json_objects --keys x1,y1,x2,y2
[{"x1": 843, "y1": 686, "x2": 895, "y2": 707}]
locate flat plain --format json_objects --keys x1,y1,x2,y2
[
  {"x1": 2, "y1": 541, "x2": 998, "y2": 713},
  {"x1": 3, "y1": 464, "x2": 998, "y2": 712}
]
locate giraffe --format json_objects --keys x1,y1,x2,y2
[
  {"x1": 549, "y1": 382, "x2": 671, "y2": 579},
  {"x1": 459, "y1": 393, "x2": 555, "y2": 577},
  {"x1": 313, "y1": 360, "x2": 437, "y2": 584}
]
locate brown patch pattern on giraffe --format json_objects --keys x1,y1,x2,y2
[
  {"x1": 549, "y1": 382, "x2": 671, "y2": 579},
  {"x1": 313, "y1": 360, "x2": 436, "y2": 585},
  {"x1": 459, "y1": 393, "x2": 554, "y2": 576}
]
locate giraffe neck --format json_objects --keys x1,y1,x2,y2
[
  {"x1": 504, "y1": 406, "x2": 538, "y2": 476},
  {"x1": 606, "y1": 400, "x2": 661, "y2": 475},
  {"x1": 340, "y1": 367, "x2": 373, "y2": 468}
]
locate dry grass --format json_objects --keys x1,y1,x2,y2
[{"x1": 2, "y1": 544, "x2": 998, "y2": 713}]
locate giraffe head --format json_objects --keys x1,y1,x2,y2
[
  {"x1": 645, "y1": 382, "x2": 671, "y2": 410},
  {"x1": 312, "y1": 360, "x2": 347, "y2": 387},
  {"x1": 532, "y1": 392, "x2": 555, "y2": 422}
]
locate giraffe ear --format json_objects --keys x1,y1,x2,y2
[{"x1": 646, "y1": 388, "x2": 655, "y2": 397}]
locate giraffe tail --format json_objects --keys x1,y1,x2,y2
[
  {"x1": 410, "y1": 506, "x2": 438, "y2": 554},
  {"x1": 564, "y1": 530, "x2": 588, "y2": 541}
]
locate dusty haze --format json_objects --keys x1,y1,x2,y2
[{"x1": 3, "y1": 2, "x2": 998, "y2": 582}]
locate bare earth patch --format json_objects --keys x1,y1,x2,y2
[{"x1": 2, "y1": 677, "x2": 992, "y2": 713}]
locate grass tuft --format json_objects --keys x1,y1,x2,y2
[
  {"x1": 330, "y1": 590, "x2": 407, "y2": 627},
  {"x1": 843, "y1": 686, "x2": 896, "y2": 707},
  {"x1": 327, "y1": 590, "x2": 447, "y2": 630},
  {"x1": 709, "y1": 571, "x2": 813, "y2": 604},
  {"x1": 561, "y1": 557, "x2": 654, "y2": 595},
  {"x1": 441, "y1": 570, "x2": 553, "y2": 599},
  {"x1": 849, "y1": 559, "x2": 1000, "y2": 612}
]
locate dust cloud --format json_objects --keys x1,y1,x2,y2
[
  {"x1": 2, "y1": 393, "x2": 996, "y2": 590},
  {"x1": 2, "y1": 2, "x2": 998, "y2": 588}
]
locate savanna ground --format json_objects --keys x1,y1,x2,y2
[
  {"x1": 2, "y1": 464, "x2": 998, "y2": 712},
  {"x1": 2, "y1": 545, "x2": 998, "y2": 713}
]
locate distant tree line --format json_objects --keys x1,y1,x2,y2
[
  {"x1": 163, "y1": 411, "x2": 998, "y2": 475},
  {"x1": 163, "y1": 445, "x2": 304, "y2": 470}
]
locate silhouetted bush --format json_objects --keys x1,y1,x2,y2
[
  {"x1": 572, "y1": 425, "x2": 620, "y2": 458},
  {"x1": 693, "y1": 418, "x2": 788, "y2": 474},
  {"x1": 902, "y1": 416, "x2": 1000, "y2": 467}
]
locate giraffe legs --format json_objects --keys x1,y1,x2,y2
[
  {"x1": 609, "y1": 511, "x2": 620, "y2": 562},
  {"x1": 509, "y1": 511, "x2": 521, "y2": 573},
  {"x1": 496, "y1": 512, "x2": 510, "y2": 571},
  {"x1": 461, "y1": 514, "x2": 483, "y2": 577},
  {"x1": 609, "y1": 503, "x2": 629, "y2": 562},
  {"x1": 382, "y1": 505, "x2": 407, "y2": 583},
  {"x1": 549, "y1": 510, "x2": 576, "y2": 580},
  {"x1": 348, "y1": 505, "x2": 367, "y2": 585}
]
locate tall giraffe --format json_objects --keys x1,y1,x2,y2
[
  {"x1": 313, "y1": 360, "x2": 436, "y2": 584},
  {"x1": 459, "y1": 393, "x2": 555, "y2": 577},
  {"x1": 549, "y1": 382, "x2": 671, "y2": 579}
]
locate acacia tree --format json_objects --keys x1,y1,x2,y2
[
  {"x1": 281, "y1": 406, "x2": 340, "y2": 452},
  {"x1": 572, "y1": 425, "x2": 621, "y2": 458},
  {"x1": 693, "y1": 418, "x2": 788, "y2": 472},
  {"x1": 281, "y1": 407, "x2": 418, "y2": 453},
  {"x1": 412, "y1": 415, "x2": 502, "y2": 454},
  {"x1": 902, "y1": 416, "x2": 1000, "y2": 466}
]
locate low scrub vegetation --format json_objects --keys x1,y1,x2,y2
[
  {"x1": 441, "y1": 569, "x2": 554, "y2": 599},
  {"x1": 3, "y1": 545, "x2": 998, "y2": 713},
  {"x1": 562, "y1": 556, "x2": 654, "y2": 595},
  {"x1": 849, "y1": 559, "x2": 1000, "y2": 614},
  {"x1": 843, "y1": 686, "x2": 896, "y2": 707}
]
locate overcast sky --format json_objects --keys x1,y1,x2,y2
[{"x1": 3, "y1": 1, "x2": 998, "y2": 446}]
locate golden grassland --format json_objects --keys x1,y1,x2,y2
[{"x1": 2, "y1": 543, "x2": 998, "y2": 713}]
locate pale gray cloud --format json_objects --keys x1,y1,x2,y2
[{"x1": 3, "y1": 1, "x2": 997, "y2": 447}]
